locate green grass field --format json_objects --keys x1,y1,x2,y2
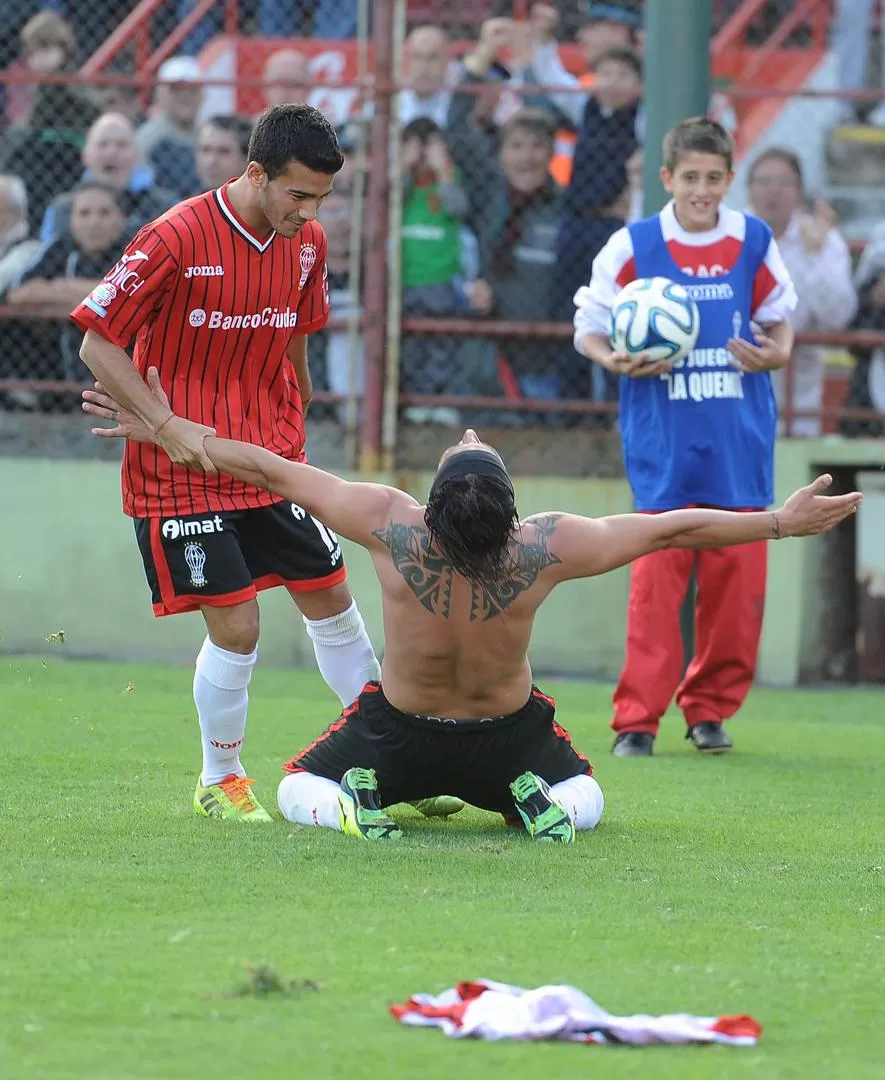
[{"x1": 2, "y1": 657, "x2": 883, "y2": 1080}]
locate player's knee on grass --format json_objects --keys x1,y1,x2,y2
[
  {"x1": 202, "y1": 599, "x2": 261, "y2": 654},
  {"x1": 551, "y1": 774, "x2": 605, "y2": 830},
  {"x1": 278, "y1": 771, "x2": 342, "y2": 830}
]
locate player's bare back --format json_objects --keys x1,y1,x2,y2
[{"x1": 368, "y1": 506, "x2": 564, "y2": 718}]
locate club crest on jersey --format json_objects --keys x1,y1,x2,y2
[{"x1": 299, "y1": 243, "x2": 317, "y2": 288}]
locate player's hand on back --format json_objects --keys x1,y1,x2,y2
[{"x1": 776, "y1": 474, "x2": 862, "y2": 537}]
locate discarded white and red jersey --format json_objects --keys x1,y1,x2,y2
[{"x1": 390, "y1": 979, "x2": 762, "y2": 1047}]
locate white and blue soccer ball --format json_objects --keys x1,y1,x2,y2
[{"x1": 610, "y1": 276, "x2": 700, "y2": 365}]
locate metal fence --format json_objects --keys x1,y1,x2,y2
[{"x1": 1, "y1": 0, "x2": 884, "y2": 472}]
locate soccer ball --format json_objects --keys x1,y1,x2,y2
[{"x1": 610, "y1": 276, "x2": 700, "y2": 365}]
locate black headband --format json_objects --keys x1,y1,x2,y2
[{"x1": 429, "y1": 449, "x2": 514, "y2": 499}]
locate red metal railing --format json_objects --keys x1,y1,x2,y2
[
  {"x1": 711, "y1": 0, "x2": 829, "y2": 57},
  {"x1": 739, "y1": 0, "x2": 830, "y2": 84},
  {"x1": 81, "y1": 0, "x2": 240, "y2": 90},
  {"x1": 4, "y1": 306, "x2": 883, "y2": 432},
  {"x1": 712, "y1": 0, "x2": 773, "y2": 54},
  {"x1": 81, "y1": 0, "x2": 169, "y2": 76},
  {"x1": 3, "y1": 5, "x2": 877, "y2": 444},
  {"x1": 142, "y1": 0, "x2": 219, "y2": 76}
]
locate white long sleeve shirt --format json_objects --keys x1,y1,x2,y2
[
  {"x1": 573, "y1": 202, "x2": 797, "y2": 353},
  {"x1": 769, "y1": 214, "x2": 857, "y2": 436}
]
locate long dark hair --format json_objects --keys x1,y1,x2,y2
[{"x1": 424, "y1": 472, "x2": 519, "y2": 590}]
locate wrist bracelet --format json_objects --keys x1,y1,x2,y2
[
  {"x1": 153, "y1": 413, "x2": 174, "y2": 438},
  {"x1": 771, "y1": 512, "x2": 782, "y2": 540}
]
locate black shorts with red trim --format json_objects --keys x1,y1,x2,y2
[
  {"x1": 283, "y1": 682, "x2": 591, "y2": 815},
  {"x1": 134, "y1": 500, "x2": 347, "y2": 617}
]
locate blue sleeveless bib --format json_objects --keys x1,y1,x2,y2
[{"x1": 618, "y1": 212, "x2": 777, "y2": 510}]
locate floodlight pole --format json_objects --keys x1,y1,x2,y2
[
  {"x1": 641, "y1": 0, "x2": 712, "y2": 662},
  {"x1": 641, "y1": 0, "x2": 713, "y2": 214}
]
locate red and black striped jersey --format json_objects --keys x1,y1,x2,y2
[{"x1": 70, "y1": 182, "x2": 329, "y2": 518}]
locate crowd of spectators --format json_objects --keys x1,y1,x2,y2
[{"x1": 0, "y1": 0, "x2": 882, "y2": 435}]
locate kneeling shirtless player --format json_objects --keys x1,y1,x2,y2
[{"x1": 84, "y1": 372, "x2": 862, "y2": 843}]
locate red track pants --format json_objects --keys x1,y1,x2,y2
[{"x1": 612, "y1": 531, "x2": 768, "y2": 735}]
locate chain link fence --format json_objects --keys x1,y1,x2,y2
[{"x1": 1, "y1": 0, "x2": 884, "y2": 461}]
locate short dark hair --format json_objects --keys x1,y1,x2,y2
[
  {"x1": 500, "y1": 107, "x2": 556, "y2": 148},
  {"x1": 424, "y1": 472, "x2": 519, "y2": 591},
  {"x1": 663, "y1": 116, "x2": 733, "y2": 172},
  {"x1": 592, "y1": 45, "x2": 642, "y2": 78},
  {"x1": 70, "y1": 180, "x2": 126, "y2": 211},
  {"x1": 402, "y1": 116, "x2": 442, "y2": 143},
  {"x1": 202, "y1": 114, "x2": 254, "y2": 158},
  {"x1": 748, "y1": 147, "x2": 803, "y2": 186},
  {"x1": 248, "y1": 103, "x2": 344, "y2": 180}
]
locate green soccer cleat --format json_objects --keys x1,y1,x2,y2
[
  {"x1": 338, "y1": 767, "x2": 402, "y2": 840},
  {"x1": 509, "y1": 771, "x2": 575, "y2": 844},
  {"x1": 194, "y1": 774, "x2": 273, "y2": 822},
  {"x1": 409, "y1": 796, "x2": 465, "y2": 819}
]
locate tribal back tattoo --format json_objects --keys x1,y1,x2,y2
[{"x1": 371, "y1": 514, "x2": 562, "y2": 622}]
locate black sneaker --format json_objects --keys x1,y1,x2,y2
[
  {"x1": 612, "y1": 731, "x2": 655, "y2": 757},
  {"x1": 685, "y1": 721, "x2": 733, "y2": 754}
]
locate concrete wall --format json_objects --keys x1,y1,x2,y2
[{"x1": 4, "y1": 438, "x2": 885, "y2": 682}]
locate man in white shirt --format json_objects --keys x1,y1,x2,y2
[
  {"x1": 747, "y1": 148, "x2": 858, "y2": 436},
  {"x1": 400, "y1": 25, "x2": 454, "y2": 129}
]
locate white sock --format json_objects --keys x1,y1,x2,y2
[
  {"x1": 550, "y1": 774, "x2": 605, "y2": 830},
  {"x1": 303, "y1": 599, "x2": 381, "y2": 707},
  {"x1": 278, "y1": 771, "x2": 342, "y2": 829},
  {"x1": 193, "y1": 636, "x2": 257, "y2": 786}
]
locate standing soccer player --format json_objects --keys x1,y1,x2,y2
[
  {"x1": 573, "y1": 116, "x2": 798, "y2": 757},
  {"x1": 71, "y1": 104, "x2": 381, "y2": 819}
]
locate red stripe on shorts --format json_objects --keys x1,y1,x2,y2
[{"x1": 282, "y1": 699, "x2": 360, "y2": 772}]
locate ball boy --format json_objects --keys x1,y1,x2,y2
[{"x1": 574, "y1": 116, "x2": 797, "y2": 756}]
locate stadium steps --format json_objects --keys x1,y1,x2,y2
[{"x1": 822, "y1": 125, "x2": 885, "y2": 245}]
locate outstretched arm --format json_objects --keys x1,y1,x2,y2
[
  {"x1": 535, "y1": 475, "x2": 862, "y2": 581},
  {"x1": 199, "y1": 437, "x2": 407, "y2": 545},
  {"x1": 82, "y1": 367, "x2": 415, "y2": 545}
]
